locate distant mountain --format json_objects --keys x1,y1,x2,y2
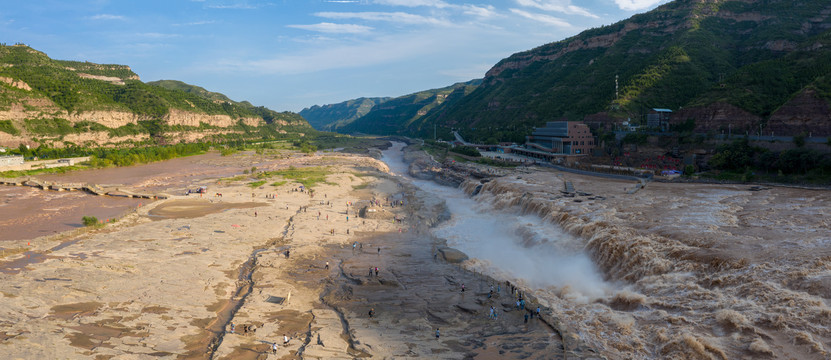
[
  {"x1": 345, "y1": 0, "x2": 831, "y2": 142},
  {"x1": 0, "y1": 44, "x2": 311, "y2": 147},
  {"x1": 338, "y1": 79, "x2": 481, "y2": 136},
  {"x1": 299, "y1": 97, "x2": 390, "y2": 131}
]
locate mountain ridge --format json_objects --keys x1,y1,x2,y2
[
  {"x1": 332, "y1": 0, "x2": 831, "y2": 142},
  {"x1": 299, "y1": 97, "x2": 390, "y2": 131},
  {"x1": 0, "y1": 44, "x2": 311, "y2": 148}
]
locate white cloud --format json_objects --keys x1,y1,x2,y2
[
  {"x1": 135, "y1": 32, "x2": 181, "y2": 39},
  {"x1": 373, "y1": 0, "x2": 451, "y2": 8},
  {"x1": 314, "y1": 11, "x2": 449, "y2": 26},
  {"x1": 461, "y1": 5, "x2": 499, "y2": 19},
  {"x1": 88, "y1": 14, "x2": 125, "y2": 20},
  {"x1": 174, "y1": 20, "x2": 217, "y2": 26},
  {"x1": 515, "y1": 0, "x2": 598, "y2": 18},
  {"x1": 287, "y1": 22, "x2": 373, "y2": 34},
  {"x1": 221, "y1": 33, "x2": 439, "y2": 75},
  {"x1": 509, "y1": 8, "x2": 571, "y2": 27},
  {"x1": 207, "y1": 3, "x2": 257, "y2": 9},
  {"x1": 613, "y1": 0, "x2": 667, "y2": 11}
]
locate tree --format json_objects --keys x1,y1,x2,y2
[
  {"x1": 793, "y1": 133, "x2": 806, "y2": 148},
  {"x1": 684, "y1": 164, "x2": 695, "y2": 176}
]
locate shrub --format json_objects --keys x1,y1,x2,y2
[
  {"x1": 82, "y1": 216, "x2": 98, "y2": 227},
  {"x1": 453, "y1": 145, "x2": 481, "y2": 157}
]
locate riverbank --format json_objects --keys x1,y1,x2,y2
[{"x1": 0, "y1": 146, "x2": 585, "y2": 359}]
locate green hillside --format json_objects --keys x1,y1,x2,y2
[
  {"x1": 342, "y1": 0, "x2": 831, "y2": 143},
  {"x1": 0, "y1": 44, "x2": 311, "y2": 144},
  {"x1": 147, "y1": 79, "x2": 235, "y2": 104},
  {"x1": 338, "y1": 79, "x2": 481, "y2": 136},
  {"x1": 299, "y1": 97, "x2": 390, "y2": 131},
  {"x1": 146, "y1": 79, "x2": 308, "y2": 130}
]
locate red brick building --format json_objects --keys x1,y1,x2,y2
[{"x1": 525, "y1": 121, "x2": 595, "y2": 155}]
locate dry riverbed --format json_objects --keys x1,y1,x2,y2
[{"x1": 0, "y1": 150, "x2": 575, "y2": 359}]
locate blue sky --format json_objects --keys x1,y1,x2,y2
[{"x1": 1, "y1": 0, "x2": 669, "y2": 112}]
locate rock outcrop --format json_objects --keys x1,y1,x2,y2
[
  {"x1": 437, "y1": 247, "x2": 469, "y2": 263},
  {"x1": 767, "y1": 88, "x2": 831, "y2": 136},
  {"x1": 671, "y1": 102, "x2": 762, "y2": 134}
]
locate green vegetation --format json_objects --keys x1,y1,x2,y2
[
  {"x1": 270, "y1": 180, "x2": 287, "y2": 187},
  {"x1": 300, "y1": 97, "x2": 390, "y2": 131},
  {"x1": 1, "y1": 141, "x2": 212, "y2": 178},
  {"x1": 267, "y1": 166, "x2": 333, "y2": 188},
  {"x1": 87, "y1": 142, "x2": 209, "y2": 167},
  {"x1": 308, "y1": 135, "x2": 389, "y2": 153},
  {"x1": 706, "y1": 138, "x2": 831, "y2": 183},
  {"x1": 0, "y1": 44, "x2": 312, "y2": 144},
  {"x1": 452, "y1": 145, "x2": 481, "y2": 157},
  {"x1": 292, "y1": 139, "x2": 318, "y2": 154},
  {"x1": 474, "y1": 157, "x2": 518, "y2": 168},
  {"x1": 622, "y1": 133, "x2": 648, "y2": 145},
  {"x1": 82, "y1": 216, "x2": 99, "y2": 227},
  {"x1": 332, "y1": 1, "x2": 831, "y2": 146},
  {"x1": 0, "y1": 120, "x2": 19, "y2": 135},
  {"x1": 23, "y1": 118, "x2": 75, "y2": 136},
  {"x1": 220, "y1": 148, "x2": 238, "y2": 156},
  {"x1": 338, "y1": 79, "x2": 481, "y2": 137},
  {"x1": 248, "y1": 180, "x2": 267, "y2": 188},
  {"x1": 0, "y1": 165, "x2": 86, "y2": 178}
]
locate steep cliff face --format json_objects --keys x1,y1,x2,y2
[{"x1": 165, "y1": 109, "x2": 263, "y2": 128}]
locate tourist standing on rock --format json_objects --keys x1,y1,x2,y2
[
  {"x1": 284, "y1": 334, "x2": 289, "y2": 346},
  {"x1": 325, "y1": 261, "x2": 329, "y2": 269},
  {"x1": 273, "y1": 342, "x2": 278, "y2": 354},
  {"x1": 369, "y1": 308, "x2": 375, "y2": 318},
  {"x1": 461, "y1": 284, "x2": 465, "y2": 292},
  {"x1": 229, "y1": 323, "x2": 235, "y2": 334},
  {"x1": 374, "y1": 267, "x2": 379, "y2": 277},
  {"x1": 435, "y1": 328, "x2": 440, "y2": 339},
  {"x1": 369, "y1": 267, "x2": 373, "y2": 277}
]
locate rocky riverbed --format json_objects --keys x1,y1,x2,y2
[{"x1": 0, "y1": 147, "x2": 587, "y2": 359}]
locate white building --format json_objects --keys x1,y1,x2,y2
[{"x1": 0, "y1": 155, "x2": 24, "y2": 167}]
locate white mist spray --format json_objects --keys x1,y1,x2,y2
[{"x1": 382, "y1": 143, "x2": 611, "y2": 301}]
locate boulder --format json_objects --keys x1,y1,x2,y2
[{"x1": 438, "y1": 247, "x2": 469, "y2": 263}]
